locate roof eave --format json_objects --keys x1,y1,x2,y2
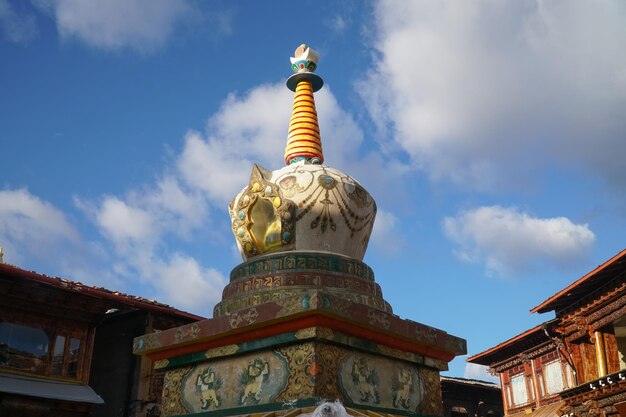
[{"x1": 530, "y1": 248, "x2": 626, "y2": 314}]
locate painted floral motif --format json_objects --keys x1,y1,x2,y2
[
  {"x1": 367, "y1": 309, "x2": 390, "y2": 330},
  {"x1": 162, "y1": 367, "x2": 192, "y2": 416},
  {"x1": 305, "y1": 353, "x2": 318, "y2": 384},
  {"x1": 283, "y1": 167, "x2": 374, "y2": 237},
  {"x1": 274, "y1": 343, "x2": 316, "y2": 400},
  {"x1": 229, "y1": 308, "x2": 259, "y2": 329},
  {"x1": 174, "y1": 323, "x2": 200, "y2": 343},
  {"x1": 195, "y1": 368, "x2": 222, "y2": 410},
  {"x1": 240, "y1": 358, "x2": 270, "y2": 404},
  {"x1": 351, "y1": 357, "x2": 380, "y2": 404},
  {"x1": 279, "y1": 175, "x2": 304, "y2": 198},
  {"x1": 133, "y1": 332, "x2": 161, "y2": 353}
]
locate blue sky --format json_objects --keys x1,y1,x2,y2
[{"x1": 1, "y1": 0, "x2": 625, "y2": 380}]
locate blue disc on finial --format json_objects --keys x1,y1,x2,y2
[{"x1": 286, "y1": 72, "x2": 324, "y2": 92}]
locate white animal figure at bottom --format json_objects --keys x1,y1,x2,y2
[{"x1": 309, "y1": 400, "x2": 354, "y2": 417}]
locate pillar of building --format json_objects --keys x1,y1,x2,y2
[{"x1": 594, "y1": 330, "x2": 608, "y2": 378}]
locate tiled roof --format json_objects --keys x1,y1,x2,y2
[
  {"x1": 466, "y1": 321, "x2": 554, "y2": 366},
  {"x1": 440, "y1": 376, "x2": 500, "y2": 389},
  {"x1": 530, "y1": 248, "x2": 626, "y2": 314},
  {"x1": 0, "y1": 262, "x2": 204, "y2": 321}
]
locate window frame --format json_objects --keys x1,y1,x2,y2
[{"x1": 0, "y1": 314, "x2": 88, "y2": 381}]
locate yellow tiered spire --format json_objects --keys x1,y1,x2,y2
[{"x1": 284, "y1": 44, "x2": 324, "y2": 165}]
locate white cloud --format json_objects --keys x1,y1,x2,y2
[
  {"x1": 464, "y1": 363, "x2": 498, "y2": 383},
  {"x1": 177, "y1": 83, "x2": 292, "y2": 203},
  {"x1": 177, "y1": 82, "x2": 366, "y2": 204},
  {"x1": 360, "y1": 0, "x2": 626, "y2": 190},
  {"x1": 443, "y1": 206, "x2": 595, "y2": 277},
  {"x1": 96, "y1": 197, "x2": 155, "y2": 247},
  {"x1": 326, "y1": 15, "x2": 347, "y2": 33},
  {"x1": 73, "y1": 174, "x2": 224, "y2": 313},
  {"x1": 0, "y1": 0, "x2": 37, "y2": 42},
  {"x1": 147, "y1": 254, "x2": 226, "y2": 312},
  {"x1": 82, "y1": 176, "x2": 207, "y2": 252},
  {"x1": 42, "y1": 0, "x2": 195, "y2": 52},
  {"x1": 0, "y1": 189, "x2": 79, "y2": 259},
  {"x1": 0, "y1": 189, "x2": 114, "y2": 284},
  {"x1": 370, "y1": 208, "x2": 402, "y2": 256}
]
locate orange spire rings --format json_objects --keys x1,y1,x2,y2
[{"x1": 284, "y1": 80, "x2": 324, "y2": 165}]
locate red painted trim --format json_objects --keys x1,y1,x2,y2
[{"x1": 146, "y1": 312, "x2": 456, "y2": 362}]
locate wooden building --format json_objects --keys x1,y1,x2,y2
[
  {"x1": 530, "y1": 249, "x2": 626, "y2": 417},
  {"x1": 0, "y1": 262, "x2": 203, "y2": 417},
  {"x1": 468, "y1": 249, "x2": 626, "y2": 417},
  {"x1": 441, "y1": 376, "x2": 503, "y2": 417},
  {"x1": 467, "y1": 322, "x2": 574, "y2": 417}
]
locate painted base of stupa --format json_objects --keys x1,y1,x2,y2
[{"x1": 133, "y1": 254, "x2": 466, "y2": 417}]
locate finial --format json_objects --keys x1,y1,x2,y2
[
  {"x1": 284, "y1": 43, "x2": 324, "y2": 165},
  {"x1": 290, "y1": 43, "x2": 319, "y2": 73},
  {"x1": 286, "y1": 44, "x2": 323, "y2": 92}
]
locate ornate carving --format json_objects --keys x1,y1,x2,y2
[
  {"x1": 274, "y1": 343, "x2": 317, "y2": 400},
  {"x1": 134, "y1": 332, "x2": 161, "y2": 353},
  {"x1": 154, "y1": 359, "x2": 169, "y2": 370},
  {"x1": 204, "y1": 345, "x2": 239, "y2": 360},
  {"x1": 491, "y1": 343, "x2": 556, "y2": 372},
  {"x1": 195, "y1": 368, "x2": 223, "y2": 410},
  {"x1": 174, "y1": 323, "x2": 200, "y2": 343},
  {"x1": 316, "y1": 344, "x2": 345, "y2": 400},
  {"x1": 367, "y1": 309, "x2": 390, "y2": 330},
  {"x1": 239, "y1": 358, "x2": 270, "y2": 405},
  {"x1": 229, "y1": 252, "x2": 375, "y2": 282},
  {"x1": 392, "y1": 368, "x2": 414, "y2": 409},
  {"x1": 229, "y1": 308, "x2": 259, "y2": 329},
  {"x1": 295, "y1": 327, "x2": 317, "y2": 340},
  {"x1": 162, "y1": 367, "x2": 192, "y2": 416},
  {"x1": 559, "y1": 281, "x2": 626, "y2": 323},
  {"x1": 350, "y1": 357, "x2": 380, "y2": 404},
  {"x1": 231, "y1": 164, "x2": 296, "y2": 259}
]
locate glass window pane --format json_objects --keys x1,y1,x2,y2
[
  {"x1": 511, "y1": 374, "x2": 528, "y2": 406},
  {"x1": 67, "y1": 338, "x2": 81, "y2": 377},
  {"x1": 543, "y1": 360, "x2": 564, "y2": 394},
  {"x1": 51, "y1": 335, "x2": 65, "y2": 375},
  {"x1": 0, "y1": 322, "x2": 48, "y2": 374}
]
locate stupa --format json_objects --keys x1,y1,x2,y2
[{"x1": 133, "y1": 44, "x2": 466, "y2": 417}]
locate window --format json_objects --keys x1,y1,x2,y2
[
  {"x1": 0, "y1": 322, "x2": 48, "y2": 374},
  {"x1": 543, "y1": 360, "x2": 565, "y2": 395},
  {"x1": 0, "y1": 319, "x2": 85, "y2": 380},
  {"x1": 67, "y1": 338, "x2": 81, "y2": 378},
  {"x1": 51, "y1": 335, "x2": 65, "y2": 375},
  {"x1": 510, "y1": 373, "x2": 529, "y2": 406}
]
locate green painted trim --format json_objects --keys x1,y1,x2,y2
[
  {"x1": 229, "y1": 252, "x2": 375, "y2": 282},
  {"x1": 157, "y1": 326, "x2": 429, "y2": 371},
  {"x1": 157, "y1": 331, "x2": 302, "y2": 371}
]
